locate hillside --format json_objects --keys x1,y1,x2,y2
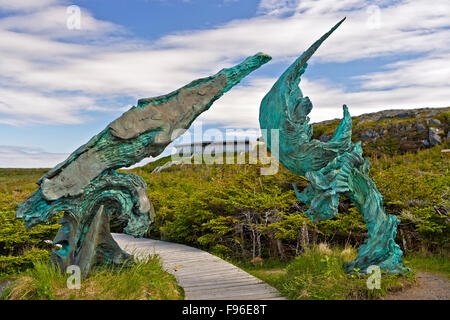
[
  {"x1": 133, "y1": 146, "x2": 448, "y2": 259},
  {"x1": 131, "y1": 107, "x2": 449, "y2": 261},
  {"x1": 147, "y1": 106, "x2": 449, "y2": 173},
  {"x1": 313, "y1": 106, "x2": 449, "y2": 156},
  {"x1": 0, "y1": 107, "x2": 449, "y2": 276}
]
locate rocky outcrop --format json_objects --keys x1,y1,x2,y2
[
  {"x1": 314, "y1": 107, "x2": 449, "y2": 156},
  {"x1": 429, "y1": 127, "x2": 444, "y2": 146}
]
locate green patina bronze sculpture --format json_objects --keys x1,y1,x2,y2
[
  {"x1": 16, "y1": 52, "x2": 271, "y2": 276},
  {"x1": 259, "y1": 18, "x2": 408, "y2": 274},
  {"x1": 16, "y1": 19, "x2": 408, "y2": 278}
]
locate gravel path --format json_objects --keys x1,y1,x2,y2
[{"x1": 382, "y1": 272, "x2": 449, "y2": 300}]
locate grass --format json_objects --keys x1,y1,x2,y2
[
  {"x1": 1, "y1": 255, "x2": 184, "y2": 300},
  {"x1": 403, "y1": 251, "x2": 450, "y2": 278},
  {"x1": 235, "y1": 243, "x2": 418, "y2": 300},
  {"x1": 0, "y1": 125, "x2": 448, "y2": 299}
]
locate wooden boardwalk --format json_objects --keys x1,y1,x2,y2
[{"x1": 112, "y1": 233, "x2": 285, "y2": 300}]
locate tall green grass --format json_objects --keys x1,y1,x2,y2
[
  {"x1": 403, "y1": 251, "x2": 450, "y2": 277},
  {"x1": 239, "y1": 244, "x2": 416, "y2": 300},
  {"x1": 1, "y1": 255, "x2": 183, "y2": 300}
]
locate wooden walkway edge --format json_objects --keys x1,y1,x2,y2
[{"x1": 112, "y1": 233, "x2": 285, "y2": 300}]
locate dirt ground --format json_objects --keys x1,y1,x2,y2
[{"x1": 382, "y1": 272, "x2": 449, "y2": 300}]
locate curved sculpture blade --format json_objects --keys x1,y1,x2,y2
[
  {"x1": 40, "y1": 52, "x2": 272, "y2": 202},
  {"x1": 259, "y1": 17, "x2": 352, "y2": 176},
  {"x1": 259, "y1": 19, "x2": 408, "y2": 274},
  {"x1": 16, "y1": 52, "x2": 271, "y2": 276}
]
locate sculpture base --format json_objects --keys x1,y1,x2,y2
[
  {"x1": 343, "y1": 214, "x2": 409, "y2": 274},
  {"x1": 51, "y1": 205, "x2": 133, "y2": 277}
]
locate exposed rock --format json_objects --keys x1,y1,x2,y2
[
  {"x1": 361, "y1": 128, "x2": 379, "y2": 139},
  {"x1": 350, "y1": 107, "x2": 447, "y2": 123},
  {"x1": 416, "y1": 123, "x2": 426, "y2": 132},
  {"x1": 429, "y1": 127, "x2": 443, "y2": 146},
  {"x1": 320, "y1": 134, "x2": 331, "y2": 142},
  {"x1": 313, "y1": 106, "x2": 448, "y2": 156},
  {"x1": 397, "y1": 111, "x2": 415, "y2": 118},
  {"x1": 429, "y1": 119, "x2": 441, "y2": 125},
  {"x1": 376, "y1": 110, "x2": 415, "y2": 121}
]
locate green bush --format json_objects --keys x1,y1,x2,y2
[
  {"x1": 134, "y1": 143, "x2": 449, "y2": 259},
  {"x1": 0, "y1": 249, "x2": 49, "y2": 275},
  {"x1": 1, "y1": 141, "x2": 448, "y2": 275},
  {"x1": 0, "y1": 169, "x2": 60, "y2": 276}
]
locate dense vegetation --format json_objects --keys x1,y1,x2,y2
[
  {"x1": 1, "y1": 134, "x2": 448, "y2": 277},
  {"x1": 237, "y1": 244, "x2": 415, "y2": 300},
  {"x1": 134, "y1": 107, "x2": 449, "y2": 261},
  {"x1": 0, "y1": 169, "x2": 60, "y2": 275},
  {"x1": 0, "y1": 108, "x2": 448, "y2": 300},
  {"x1": 132, "y1": 142, "x2": 449, "y2": 262},
  {"x1": 235, "y1": 244, "x2": 449, "y2": 300}
]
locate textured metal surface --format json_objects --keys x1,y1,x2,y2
[
  {"x1": 259, "y1": 18, "x2": 408, "y2": 274},
  {"x1": 16, "y1": 53, "x2": 271, "y2": 276}
]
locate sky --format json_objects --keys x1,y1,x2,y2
[{"x1": 0, "y1": 0, "x2": 449, "y2": 168}]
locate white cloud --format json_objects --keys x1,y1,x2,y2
[
  {"x1": 159, "y1": 0, "x2": 450, "y2": 63},
  {"x1": 0, "y1": 145, "x2": 68, "y2": 168},
  {"x1": 196, "y1": 75, "x2": 450, "y2": 128},
  {"x1": 1, "y1": 0, "x2": 449, "y2": 125},
  {"x1": 0, "y1": 86, "x2": 98, "y2": 125},
  {"x1": 258, "y1": 0, "x2": 299, "y2": 15},
  {"x1": 0, "y1": 5, "x2": 122, "y2": 39},
  {"x1": 197, "y1": 77, "x2": 274, "y2": 128},
  {"x1": 356, "y1": 54, "x2": 450, "y2": 89},
  {"x1": 299, "y1": 78, "x2": 450, "y2": 123},
  {"x1": 0, "y1": 0, "x2": 449, "y2": 167},
  {"x1": 0, "y1": 0, "x2": 61, "y2": 12}
]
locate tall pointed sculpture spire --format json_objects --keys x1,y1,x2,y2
[{"x1": 259, "y1": 19, "x2": 408, "y2": 274}]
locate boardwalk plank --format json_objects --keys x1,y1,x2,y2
[{"x1": 112, "y1": 233, "x2": 285, "y2": 300}]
